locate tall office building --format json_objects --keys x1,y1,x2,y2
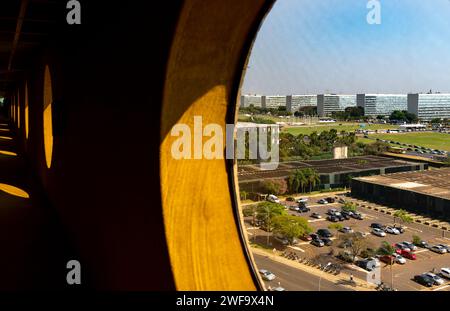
[
  {"x1": 408, "y1": 93, "x2": 450, "y2": 121},
  {"x1": 240, "y1": 95, "x2": 263, "y2": 108},
  {"x1": 286, "y1": 95, "x2": 317, "y2": 113},
  {"x1": 262, "y1": 95, "x2": 287, "y2": 109},
  {"x1": 357, "y1": 94, "x2": 407, "y2": 116},
  {"x1": 317, "y1": 94, "x2": 356, "y2": 117}
]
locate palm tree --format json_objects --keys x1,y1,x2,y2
[
  {"x1": 256, "y1": 202, "x2": 286, "y2": 245},
  {"x1": 377, "y1": 241, "x2": 396, "y2": 289}
]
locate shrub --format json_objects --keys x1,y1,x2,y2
[
  {"x1": 328, "y1": 223, "x2": 343, "y2": 231},
  {"x1": 412, "y1": 235, "x2": 422, "y2": 246}
]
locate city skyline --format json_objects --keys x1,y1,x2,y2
[{"x1": 242, "y1": 0, "x2": 450, "y2": 95}]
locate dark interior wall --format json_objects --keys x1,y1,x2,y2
[{"x1": 10, "y1": 2, "x2": 184, "y2": 290}]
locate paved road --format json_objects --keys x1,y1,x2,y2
[{"x1": 253, "y1": 253, "x2": 353, "y2": 291}]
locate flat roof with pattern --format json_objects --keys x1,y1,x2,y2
[{"x1": 354, "y1": 168, "x2": 450, "y2": 201}]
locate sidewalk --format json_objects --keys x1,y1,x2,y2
[{"x1": 251, "y1": 247, "x2": 376, "y2": 291}]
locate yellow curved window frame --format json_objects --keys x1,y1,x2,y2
[
  {"x1": 25, "y1": 82, "x2": 29, "y2": 139},
  {"x1": 43, "y1": 65, "x2": 54, "y2": 169}
]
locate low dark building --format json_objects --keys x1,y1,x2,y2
[
  {"x1": 351, "y1": 168, "x2": 450, "y2": 221},
  {"x1": 238, "y1": 155, "x2": 427, "y2": 193}
]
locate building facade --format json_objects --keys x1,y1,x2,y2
[
  {"x1": 262, "y1": 95, "x2": 287, "y2": 109},
  {"x1": 317, "y1": 94, "x2": 356, "y2": 117},
  {"x1": 240, "y1": 95, "x2": 263, "y2": 108},
  {"x1": 286, "y1": 95, "x2": 317, "y2": 113},
  {"x1": 407, "y1": 93, "x2": 450, "y2": 121},
  {"x1": 357, "y1": 94, "x2": 407, "y2": 117}
]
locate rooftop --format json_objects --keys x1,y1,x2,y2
[
  {"x1": 238, "y1": 155, "x2": 419, "y2": 181},
  {"x1": 354, "y1": 168, "x2": 450, "y2": 201}
]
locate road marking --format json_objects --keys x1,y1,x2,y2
[
  {"x1": 288, "y1": 245, "x2": 305, "y2": 252},
  {"x1": 308, "y1": 219, "x2": 326, "y2": 223},
  {"x1": 406, "y1": 227, "x2": 423, "y2": 233},
  {"x1": 414, "y1": 249, "x2": 429, "y2": 254},
  {"x1": 433, "y1": 284, "x2": 450, "y2": 291}
]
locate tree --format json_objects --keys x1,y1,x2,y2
[
  {"x1": 430, "y1": 118, "x2": 442, "y2": 124},
  {"x1": 342, "y1": 201, "x2": 357, "y2": 212},
  {"x1": 364, "y1": 141, "x2": 389, "y2": 155},
  {"x1": 256, "y1": 202, "x2": 287, "y2": 245},
  {"x1": 260, "y1": 179, "x2": 287, "y2": 195},
  {"x1": 304, "y1": 168, "x2": 321, "y2": 193},
  {"x1": 287, "y1": 169, "x2": 307, "y2": 194},
  {"x1": 393, "y1": 209, "x2": 413, "y2": 224},
  {"x1": 337, "y1": 232, "x2": 372, "y2": 263},
  {"x1": 328, "y1": 223, "x2": 343, "y2": 231},
  {"x1": 377, "y1": 241, "x2": 396, "y2": 289},
  {"x1": 240, "y1": 191, "x2": 248, "y2": 201},
  {"x1": 412, "y1": 235, "x2": 422, "y2": 246},
  {"x1": 272, "y1": 215, "x2": 312, "y2": 245}
]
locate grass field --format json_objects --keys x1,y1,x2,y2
[
  {"x1": 283, "y1": 123, "x2": 398, "y2": 136},
  {"x1": 369, "y1": 132, "x2": 450, "y2": 151}
]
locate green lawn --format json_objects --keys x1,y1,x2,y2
[
  {"x1": 369, "y1": 132, "x2": 450, "y2": 151},
  {"x1": 284, "y1": 123, "x2": 398, "y2": 136}
]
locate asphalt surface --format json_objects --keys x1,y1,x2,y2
[{"x1": 253, "y1": 253, "x2": 353, "y2": 291}]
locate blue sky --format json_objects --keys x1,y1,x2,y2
[{"x1": 242, "y1": 0, "x2": 450, "y2": 95}]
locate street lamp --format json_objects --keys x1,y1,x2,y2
[{"x1": 318, "y1": 262, "x2": 332, "y2": 291}]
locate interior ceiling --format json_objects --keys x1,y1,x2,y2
[{"x1": 0, "y1": 0, "x2": 64, "y2": 96}]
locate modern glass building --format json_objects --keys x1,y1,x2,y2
[
  {"x1": 262, "y1": 95, "x2": 286, "y2": 109},
  {"x1": 286, "y1": 95, "x2": 317, "y2": 112},
  {"x1": 357, "y1": 94, "x2": 407, "y2": 117},
  {"x1": 317, "y1": 94, "x2": 356, "y2": 117},
  {"x1": 408, "y1": 93, "x2": 450, "y2": 121},
  {"x1": 240, "y1": 95, "x2": 263, "y2": 107}
]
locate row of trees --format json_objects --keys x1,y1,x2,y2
[
  {"x1": 240, "y1": 105, "x2": 292, "y2": 117},
  {"x1": 287, "y1": 168, "x2": 321, "y2": 194},
  {"x1": 332, "y1": 107, "x2": 365, "y2": 121},
  {"x1": 244, "y1": 202, "x2": 313, "y2": 245},
  {"x1": 389, "y1": 110, "x2": 418, "y2": 123}
]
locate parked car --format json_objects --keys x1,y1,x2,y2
[
  {"x1": 325, "y1": 197, "x2": 335, "y2": 203},
  {"x1": 440, "y1": 268, "x2": 450, "y2": 279},
  {"x1": 437, "y1": 244, "x2": 450, "y2": 253},
  {"x1": 371, "y1": 228, "x2": 386, "y2": 237},
  {"x1": 318, "y1": 199, "x2": 328, "y2": 204},
  {"x1": 321, "y1": 237, "x2": 333, "y2": 246},
  {"x1": 317, "y1": 229, "x2": 333, "y2": 238},
  {"x1": 401, "y1": 241, "x2": 417, "y2": 251},
  {"x1": 336, "y1": 214, "x2": 345, "y2": 221},
  {"x1": 430, "y1": 245, "x2": 447, "y2": 254},
  {"x1": 379, "y1": 255, "x2": 394, "y2": 265},
  {"x1": 327, "y1": 209, "x2": 338, "y2": 215},
  {"x1": 394, "y1": 243, "x2": 411, "y2": 252},
  {"x1": 300, "y1": 234, "x2": 312, "y2": 241},
  {"x1": 311, "y1": 239, "x2": 325, "y2": 247},
  {"x1": 267, "y1": 194, "x2": 280, "y2": 204},
  {"x1": 385, "y1": 226, "x2": 401, "y2": 235},
  {"x1": 289, "y1": 206, "x2": 300, "y2": 211},
  {"x1": 416, "y1": 240, "x2": 431, "y2": 249},
  {"x1": 414, "y1": 274, "x2": 434, "y2": 287},
  {"x1": 338, "y1": 198, "x2": 346, "y2": 204},
  {"x1": 393, "y1": 254, "x2": 406, "y2": 264},
  {"x1": 339, "y1": 227, "x2": 354, "y2": 234},
  {"x1": 298, "y1": 205, "x2": 311, "y2": 213},
  {"x1": 327, "y1": 215, "x2": 339, "y2": 222},
  {"x1": 259, "y1": 269, "x2": 276, "y2": 281},
  {"x1": 370, "y1": 223, "x2": 384, "y2": 230},
  {"x1": 425, "y1": 273, "x2": 445, "y2": 285},
  {"x1": 351, "y1": 212, "x2": 364, "y2": 220},
  {"x1": 341, "y1": 210, "x2": 353, "y2": 218},
  {"x1": 393, "y1": 224, "x2": 406, "y2": 233},
  {"x1": 396, "y1": 250, "x2": 417, "y2": 260},
  {"x1": 296, "y1": 198, "x2": 308, "y2": 203},
  {"x1": 310, "y1": 212, "x2": 321, "y2": 219}
]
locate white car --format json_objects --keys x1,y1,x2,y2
[
  {"x1": 385, "y1": 226, "x2": 400, "y2": 235},
  {"x1": 425, "y1": 273, "x2": 445, "y2": 285},
  {"x1": 259, "y1": 269, "x2": 276, "y2": 281},
  {"x1": 430, "y1": 245, "x2": 447, "y2": 254},
  {"x1": 393, "y1": 254, "x2": 406, "y2": 264},
  {"x1": 289, "y1": 206, "x2": 300, "y2": 211},
  {"x1": 297, "y1": 198, "x2": 308, "y2": 203},
  {"x1": 267, "y1": 195, "x2": 280, "y2": 204},
  {"x1": 440, "y1": 268, "x2": 450, "y2": 279},
  {"x1": 372, "y1": 228, "x2": 386, "y2": 237},
  {"x1": 318, "y1": 199, "x2": 328, "y2": 204}
]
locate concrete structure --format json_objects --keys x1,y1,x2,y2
[
  {"x1": 286, "y1": 95, "x2": 317, "y2": 113},
  {"x1": 262, "y1": 95, "x2": 286, "y2": 109},
  {"x1": 240, "y1": 94, "x2": 263, "y2": 108},
  {"x1": 351, "y1": 168, "x2": 450, "y2": 221},
  {"x1": 333, "y1": 146, "x2": 348, "y2": 159},
  {"x1": 357, "y1": 94, "x2": 407, "y2": 117},
  {"x1": 407, "y1": 93, "x2": 450, "y2": 121},
  {"x1": 238, "y1": 155, "x2": 426, "y2": 192},
  {"x1": 317, "y1": 94, "x2": 356, "y2": 117}
]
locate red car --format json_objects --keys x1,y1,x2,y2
[
  {"x1": 396, "y1": 249, "x2": 417, "y2": 260},
  {"x1": 300, "y1": 234, "x2": 312, "y2": 241},
  {"x1": 379, "y1": 255, "x2": 394, "y2": 264}
]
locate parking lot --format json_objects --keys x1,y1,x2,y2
[{"x1": 244, "y1": 192, "x2": 450, "y2": 291}]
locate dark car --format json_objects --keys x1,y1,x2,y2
[
  {"x1": 351, "y1": 212, "x2": 363, "y2": 220},
  {"x1": 336, "y1": 214, "x2": 345, "y2": 221},
  {"x1": 321, "y1": 237, "x2": 333, "y2": 246},
  {"x1": 414, "y1": 274, "x2": 434, "y2": 287},
  {"x1": 311, "y1": 239, "x2": 324, "y2": 247},
  {"x1": 417, "y1": 241, "x2": 430, "y2": 249},
  {"x1": 298, "y1": 205, "x2": 311, "y2": 213},
  {"x1": 370, "y1": 223, "x2": 384, "y2": 230},
  {"x1": 327, "y1": 215, "x2": 339, "y2": 222},
  {"x1": 310, "y1": 233, "x2": 320, "y2": 240},
  {"x1": 317, "y1": 229, "x2": 333, "y2": 238},
  {"x1": 326, "y1": 197, "x2": 336, "y2": 203},
  {"x1": 341, "y1": 210, "x2": 353, "y2": 218}
]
